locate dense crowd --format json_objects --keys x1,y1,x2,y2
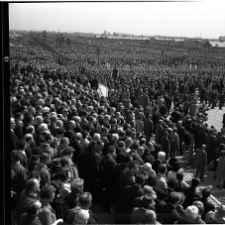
[{"x1": 10, "y1": 34, "x2": 225, "y2": 225}]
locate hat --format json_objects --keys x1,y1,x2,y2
[{"x1": 140, "y1": 194, "x2": 156, "y2": 207}]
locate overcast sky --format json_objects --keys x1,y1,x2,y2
[{"x1": 9, "y1": 1, "x2": 225, "y2": 39}]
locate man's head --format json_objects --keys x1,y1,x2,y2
[
  {"x1": 44, "y1": 133, "x2": 53, "y2": 145},
  {"x1": 40, "y1": 153, "x2": 51, "y2": 166},
  {"x1": 63, "y1": 146, "x2": 75, "y2": 158},
  {"x1": 202, "y1": 187, "x2": 211, "y2": 199},
  {"x1": 93, "y1": 133, "x2": 101, "y2": 143},
  {"x1": 158, "y1": 151, "x2": 166, "y2": 161},
  {"x1": 168, "y1": 191, "x2": 182, "y2": 206},
  {"x1": 145, "y1": 209, "x2": 157, "y2": 224},
  {"x1": 129, "y1": 161, "x2": 139, "y2": 175},
  {"x1": 25, "y1": 200, "x2": 42, "y2": 215},
  {"x1": 185, "y1": 205, "x2": 199, "y2": 220},
  {"x1": 11, "y1": 150, "x2": 21, "y2": 163},
  {"x1": 60, "y1": 137, "x2": 70, "y2": 148},
  {"x1": 78, "y1": 192, "x2": 92, "y2": 210},
  {"x1": 25, "y1": 178, "x2": 40, "y2": 193},
  {"x1": 11, "y1": 118, "x2": 16, "y2": 129},
  {"x1": 201, "y1": 144, "x2": 206, "y2": 150},
  {"x1": 75, "y1": 132, "x2": 82, "y2": 142},
  {"x1": 96, "y1": 140, "x2": 104, "y2": 150},
  {"x1": 193, "y1": 201, "x2": 204, "y2": 216},
  {"x1": 111, "y1": 133, "x2": 119, "y2": 142},
  {"x1": 71, "y1": 178, "x2": 84, "y2": 195},
  {"x1": 135, "y1": 173, "x2": 146, "y2": 186},
  {"x1": 40, "y1": 184, "x2": 56, "y2": 203},
  {"x1": 74, "y1": 209, "x2": 89, "y2": 224},
  {"x1": 17, "y1": 139, "x2": 27, "y2": 150}
]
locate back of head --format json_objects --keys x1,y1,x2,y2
[
  {"x1": 60, "y1": 156, "x2": 70, "y2": 167},
  {"x1": 25, "y1": 178, "x2": 39, "y2": 193},
  {"x1": 93, "y1": 133, "x2": 100, "y2": 142},
  {"x1": 74, "y1": 209, "x2": 89, "y2": 224},
  {"x1": 40, "y1": 153, "x2": 50, "y2": 163},
  {"x1": 158, "y1": 163, "x2": 167, "y2": 175},
  {"x1": 167, "y1": 178, "x2": 178, "y2": 190},
  {"x1": 78, "y1": 192, "x2": 92, "y2": 208},
  {"x1": 185, "y1": 205, "x2": 199, "y2": 219},
  {"x1": 135, "y1": 173, "x2": 146, "y2": 185},
  {"x1": 158, "y1": 151, "x2": 166, "y2": 161},
  {"x1": 176, "y1": 172, "x2": 184, "y2": 181},
  {"x1": 125, "y1": 137, "x2": 133, "y2": 148},
  {"x1": 111, "y1": 133, "x2": 119, "y2": 142},
  {"x1": 147, "y1": 174, "x2": 157, "y2": 187},
  {"x1": 193, "y1": 201, "x2": 204, "y2": 215},
  {"x1": 145, "y1": 209, "x2": 156, "y2": 224},
  {"x1": 11, "y1": 150, "x2": 21, "y2": 162},
  {"x1": 107, "y1": 145, "x2": 116, "y2": 154},
  {"x1": 191, "y1": 178, "x2": 200, "y2": 188},
  {"x1": 40, "y1": 184, "x2": 56, "y2": 200},
  {"x1": 17, "y1": 139, "x2": 27, "y2": 150},
  {"x1": 129, "y1": 161, "x2": 139, "y2": 170},
  {"x1": 202, "y1": 187, "x2": 211, "y2": 198},
  {"x1": 25, "y1": 200, "x2": 42, "y2": 215},
  {"x1": 156, "y1": 188, "x2": 168, "y2": 200},
  {"x1": 168, "y1": 191, "x2": 181, "y2": 205},
  {"x1": 75, "y1": 132, "x2": 82, "y2": 141},
  {"x1": 71, "y1": 178, "x2": 84, "y2": 195}
]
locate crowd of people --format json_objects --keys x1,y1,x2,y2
[{"x1": 10, "y1": 33, "x2": 225, "y2": 225}]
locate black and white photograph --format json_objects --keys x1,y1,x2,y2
[{"x1": 3, "y1": 0, "x2": 225, "y2": 224}]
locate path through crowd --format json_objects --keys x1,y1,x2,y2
[
  {"x1": 90, "y1": 92, "x2": 225, "y2": 224},
  {"x1": 181, "y1": 103, "x2": 225, "y2": 206}
]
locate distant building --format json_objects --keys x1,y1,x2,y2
[
  {"x1": 174, "y1": 38, "x2": 184, "y2": 42},
  {"x1": 203, "y1": 41, "x2": 225, "y2": 50}
]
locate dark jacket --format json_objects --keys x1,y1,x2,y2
[
  {"x1": 122, "y1": 184, "x2": 143, "y2": 214},
  {"x1": 11, "y1": 130, "x2": 18, "y2": 151},
  {"x1": 101, "y1": 155, "x2": 117, "y2": 188},
  {"x1": 157, "y1": 202, "x2": 185, "y2": 224},
  {"x1": 11, "y1": 163, "x2": 27, "y2": 198},
  {"x1": 71, "y1": 141, "x2": 85, "y2": 178},
  {"x1": 195, "y1": 149, "x2": 207, "y2": 167},
  {"x1": 116, "y1": 169, "x2": 135, "y2": 213},
  {"x1": 20, "y1": 213, "x2": 42, "y2": 225}
]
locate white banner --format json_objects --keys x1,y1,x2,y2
[{"x1": 98, "y1": 83, "x2": 108, "y2": 98}]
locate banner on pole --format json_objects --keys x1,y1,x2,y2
[{"x1": 98, "y1": 83, "x2": 108, "y2": 98}]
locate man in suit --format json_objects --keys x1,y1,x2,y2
[
  {"x1": 152, "y1": 151, "x2": 166, "y2": 174},
  {"x1": 195, "y1": 144, "x2": 207, "y2": 182},
  {"x1": 64, "y1": 120, "x2": 76, "y2": 143},
  {"x1": 71, "y1": 132, "x2": 86, "y2": 178},
  {"x1": 87, "y1": 140, "x2": 104, "y2": 203},
  {"x1": 101, "y1": 146, "x2": 117, "y2": 212},
  {"x1": 11, "y1": 118, "x2": 18, "y2": 151},
  {"x1": 143, "y1": 114, "x2": 154, "y2": 142},
  {"x1": 115, "y1": 161, "x2": 139, "y2": 222},
  {"x1": 197, "y1": 188, "x2": 215, "y2": 220},
  {"x1": 34, "y1": 133, "x2": 55, "y2": 158},
  {"x1": 33, "y1": 153, "x2": 51, "y2": 187},
  {"x1": 119, "y1": 173, "x2": 145, "y2": 224},
  {"x1": 157, "y1": 191, "x2": 185, "y2": 224}
]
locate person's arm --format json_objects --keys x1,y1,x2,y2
[
  {"x1": 51, "y1": 219, "x2": 63, "y2": 225},
  {"x1": 40, "y1": 212, "x2": 54, "y2": 225}
]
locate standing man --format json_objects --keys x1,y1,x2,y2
[
  {"x1": 101, "y1": 146, "x2": 117, "y2": 212},
  {"x1": 195, "y1": 144, "x2": 207, "y2": 182}
]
